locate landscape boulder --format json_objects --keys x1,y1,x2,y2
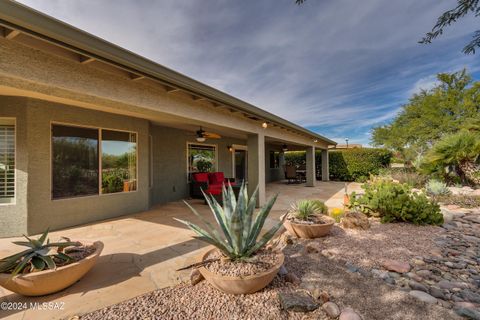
[{"x1": 341, "y1": 211, "x2": 370, "y2": 230}]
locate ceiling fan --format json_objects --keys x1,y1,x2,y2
[{"x1": 195, "y1": 127, "x2": 221, "y2": 142}]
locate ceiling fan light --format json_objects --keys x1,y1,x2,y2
[
  {"x1": 282, "y1": 144, "x2": 288, "y2": 152},
  {"x1": 196, "y1": 137, "x2": 206, "y2": 142}
]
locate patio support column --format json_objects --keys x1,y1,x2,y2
[
  {"x1": 247, "y1": 133, "x2": 265, "y2": 207},
  {"x1": 306, "y1": 146, "x2": 316, "y2": 187},
  {"x1": 321, "y1": 149, "x2": 329, "y2": 181}
]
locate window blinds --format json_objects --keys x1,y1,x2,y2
[{"x1": 0, "y1": 123, "x2": 15, "y2": 203}]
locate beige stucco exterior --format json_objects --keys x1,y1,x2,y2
[{"x1": 0, "y1": 8, "x2": 334, "y2": 237}]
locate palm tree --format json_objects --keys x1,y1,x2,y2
[{"x1": 424, "y1": 130, "x2": 480, "y2": 185}]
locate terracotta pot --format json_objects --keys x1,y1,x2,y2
[
  {"x1": 0, "y1": 241, "x2": 104, "y2": 296},
  {"x1": 283, "y1": 215, "x2": 335, "y2": 239},
  {"x1": 198, "y1": 248, "x2": 284, "y2": 295}
]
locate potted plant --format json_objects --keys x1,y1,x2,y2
[
  {"x1": 283, "y1": 199, "x2": 335, "y2": 238},
  {"x1": 175, "y1": 183, "x2": 285, "y2": 295},
  {"x1": 0, "y1": 229, "x2": 103, "y2": 296}
]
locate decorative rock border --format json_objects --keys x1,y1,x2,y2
[{"x1": 339, "y1": 206, "x2": 480, "y2": 318}]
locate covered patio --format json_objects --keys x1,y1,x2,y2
[{"x1": 0, "y1": 181, "x2": 360, "y2": 320}]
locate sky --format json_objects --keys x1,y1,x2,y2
[{"x1": 17, "y1": 0, "x2": 480, "y2": 146}]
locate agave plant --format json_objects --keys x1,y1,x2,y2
[
  {"x1": 426, "y1": 179, "x2": 451, "y2": 197},
  {"x1": 290, "y1": 199, "x2": 327, "y2": 221},
  {"x1": 175, "y1": 183, "x2": 285, "y2": 260},
  {"x1": 0, "y1": 229, "x2": 81, "y2": 276}
]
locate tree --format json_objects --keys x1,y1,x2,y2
[
  {"x1": 420, "y1": 0, "x2": 480, "y2": 54},
  {"x1": 422, "y1": 130, "x2": 480, "y2": 185},
  {"x1": 371, "y1": 69, "x2": 480, "y2": 160}
]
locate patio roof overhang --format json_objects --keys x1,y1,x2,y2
[{"x1": 0, "y1": 1, "x2": 336, "y2": 146}]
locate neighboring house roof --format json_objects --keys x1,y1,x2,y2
[
  {"x1": 329, "y1": 144, "x2": 362, "y2": 149},
  {"x1": 0, "y1": 1, "x2": 336, "y2": 146}
]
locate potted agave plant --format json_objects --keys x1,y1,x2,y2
[
  {"x1": 0, "y1": 229, "x2": 103, "y2": 296},
  {"x1": 175, "y1": 183, "x2": 285, "y2": 295},
  {"x1": 283, "y1": 199, "x2": 335, "y2": 238}
]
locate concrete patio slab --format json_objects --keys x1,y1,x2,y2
[{"x1": 0, "y1": 181, "x2": 359, "y2": 320}]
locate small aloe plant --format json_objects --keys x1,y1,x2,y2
[
  {"x1": 290, "y1": 199, "x2": 327, "y2": 221},
  {"x1": 0, "y1": 229, "x2": 81, "y2": 276},
  {"x1": 175, "y1": 183, "x2": 285, "y2": 260}
]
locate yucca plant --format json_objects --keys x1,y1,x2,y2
[
  {"x1": 290, "y1": 199, "x2": 327, "y2": 221},
  {"x1": 175, "y1": 183, "x2": 285, "y2": 260},
  {"x1": 0, "y1": 229, "x2": 81, "y2": 276}
]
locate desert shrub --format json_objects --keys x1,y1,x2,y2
[
  {"x1": 426, "y1": 179, "x2": 451, "y2": 197},
  {"x1": 436, "y1": 194, "x2": 480, "y2": 208},
  {"x1": 378, "y1": 167, "x2": 428, "y2": 188},
  {"x1": 285, "y1": 148, "x2": 392, "y2": 181},
  {"x1": 329, "y1": 207, "x2": 344, "y2": 223},
  {"x1": 349, "y1": 179, "x2": 443, "y2": 225}
]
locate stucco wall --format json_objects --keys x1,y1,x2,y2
[
  {"x1": 0, "y1": 97, "x2": 28, "y2": 237},
  {"x1": 24, "y1": 98, "x2": 150, "y2": 236},
  {"x1": 0, "y1": 38, "x2": 329, "y2": 150},
  {"x1": 150, "y1": 124, "x2": 245, "y2": 205}
]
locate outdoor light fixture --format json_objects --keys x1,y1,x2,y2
[
  {"x1": 262, "y1": 122, "x2": 268, "y2": 129},
  {"x1": 227, "y1": 145, "x2": 233, "y2": 152},
  {"x1": 282, "y1": 144, "x2": 288, "y2": 152},
  {"x1": 314, "y1": 139, "x2": 318, "y2": 143}
]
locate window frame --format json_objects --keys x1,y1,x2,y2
[
  {"x1": 186, "y1": 141, "x2": 218, "y2": 182},
  {"x1": 50, "y1": 121, "x2": 139, "y2": 201},
  {"x1": 0, "y1": 118, "x2": 16, "y2": 206}
]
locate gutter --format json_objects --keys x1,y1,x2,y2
[{"x1": 0, "y1": 0, "x2": 336, "y2": 145}]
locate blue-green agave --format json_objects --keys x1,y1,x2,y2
[
  {"x1": 175, "y1": 183, "x2": 285, "y2": 260},
  {"x1": 0, "y1": 229, "x2": 81, "y2": 276}
]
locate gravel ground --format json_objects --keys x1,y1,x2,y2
[
  {"x1": 315, "y1": 220, "x2": 443, "y2": 269},
  {"x1": 81, "y1": 224, "x2": 457, "y2": 320},
  {"x1": 205, "y1": 249, "x2": 281, "y2": 277}
]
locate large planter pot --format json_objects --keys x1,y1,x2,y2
[
  {"x1": 283, "y1": 216, "x2": 335, "y2": 239},
  {"x1": 198, "y1": 248, "x2": 284, "y2": 295},
  {"x1": 0, "y1": 241, "x2": 104, "y2": 296}
]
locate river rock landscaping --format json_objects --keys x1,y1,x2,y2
[{"x1": 78, "y1": 201, "x2": 480, "y2": 319}]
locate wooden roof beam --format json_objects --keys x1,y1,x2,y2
[
  {"x1": 3, "y1": 28, "x2": 20, "y2": 40},
  {"x1": 164, "y1": 85, "x2": 180, "y2": 93},
  {"x1": 192, "y1": 95, "x2": 205, "y2": 101},
  {"x1": 129, "y1": 73, "x2": 145, "y2": 81},
  {"x1": 79, "y1": 55, "x2": 95, "y2": 64}
]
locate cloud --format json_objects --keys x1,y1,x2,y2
[
  {"x1": 17, "y1": 0, "x2": 480, "y2": 145},
  {"x1": 408, "y1": 75, "x2": 439, "y2": 97}
]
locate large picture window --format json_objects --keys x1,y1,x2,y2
[
  {"x1": 187, "y1": 143, "x2": 216, "y2": 179},
  {"x1": 0, "y1": 119, "x2": 15, "y2": 204},
  {"x1": 101, "y1": 130, "x2": 137, "y2": 194},
  {"x1": 52, "y1": 124, "x2": 137, "y2": 200},
  {"x1": 52, "y1": 125, "x2": 99, "y2": 199}
]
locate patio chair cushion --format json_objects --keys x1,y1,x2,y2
[
  {"x1": 208, "y1": 172, "x2": 225, "y2": 186},
  {"x1": 205, "y1": 187, "x2": 222, "y2": 195},
  {"x1": 192, "y1": 172, "x2": 209, "y2": 183}
]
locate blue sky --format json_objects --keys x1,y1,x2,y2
[{"x1": 18, "y1": 0, "x2": 480, "y2": 146}]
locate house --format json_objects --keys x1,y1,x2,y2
[
  {"x1": 329, "y1": 144, "x2": 362, "y2": 149},
  {"x1": 0, "y1": 1, "x2": 335, "y2": 238}
]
